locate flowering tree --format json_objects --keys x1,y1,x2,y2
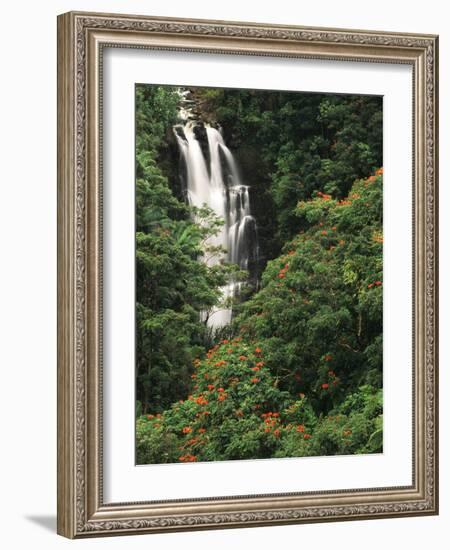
[{"x1": 235, "y1": 170, "x2": 383, "y2": 417}]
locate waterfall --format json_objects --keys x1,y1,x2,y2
[{"x1": 173, "y1": 107, "x2": 259, "y2": 329}]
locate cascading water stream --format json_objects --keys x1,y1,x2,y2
[{"x1": 174, "y1": 102, "x2": 259, "y2": 329}]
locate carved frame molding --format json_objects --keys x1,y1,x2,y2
[{"x1": 57, "y1": 11, "x2": 438, "y2": 538}]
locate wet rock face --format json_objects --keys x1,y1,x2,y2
[
  {"x1": 173, "y1": 126, "x2": 186, "y2": 142},
  {"x1": 193, "y1": 121, "x2": 207, "y2": 142},
  {"x1": 192, "y1": 122, "x2": 211, "y2": 171}
]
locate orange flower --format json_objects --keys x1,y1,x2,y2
[
  {"x1": 273, "y1": 429, "x2": 281, "y2": 437},
  {"x1": 256, "y1": 361, "x2": 265, "y2": 368},
  {"x1": 317, "y1": 191, "x2": 332, "y2": 200},
  {"x1": 296, "y1": 424, "x2": 305, "y2": 433},
  {"x1": 278, "y1": 273, "x2": 285, "y2": 279},
  {"x1": 372, "y1": 233, "x2": 383, "y2": 243},
  {"x1": 250, "y1": 366, "x2": 260, "y2": 372},
  {"x1": 303, "y1": 434, "x2": 312, "y2": 440},
  {"x1": 324, "y1": 354, "x2": 333, "y2": 361},
  {"x1": 195, "y1": 397, "x2": 209, "y2": 406},
  {"x1": 321, "y1": 230, "x2": 327, "y2": 236},
  {"x1": 255, "y1": 347, "x2": 262, "y2": 354},
  {"x1": 222, "y1": 339, "x2": 229, "y2": 344},
  {"x1": 207, "y1": 384, "x2": 215, "y2": 390},
  {"x1": 321, "y1": 383, "x2": 329, "y2": 390},
  {"x1": 182, "y1": 427, "x2": 192, "y2": 434},
  {"x1": 250, "y1": 377, "x2": 260, "y2": 384},
  {"x1": 217, "y1": 394, "x2": 227, "y2": 402},
  {"x1": 146, "y1": 414, "x2": 154, "y2": 420},
  {"x1": 239, "y1": 355, "x2": 247, "y2": 361},
  {"x1": 217, "y1": 387, "x2": 224, "y2": 393},
  {"x1": 179, "y1": 454, "x2": 197, "y2": 462},
  {"x1": 198, "y1": 428, "x2": 206, "y2": 434}
]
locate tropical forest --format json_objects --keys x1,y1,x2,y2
[{"x1": 135, "y1": 84, "x2": 383, "y2": 464}]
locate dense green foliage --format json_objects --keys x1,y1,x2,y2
[
  {"x1": 136, "y1": 86, "x2": 232, "y2": 413},
  {"x1": 135, "y1": 84, "x2": 383, "y2": 461}
]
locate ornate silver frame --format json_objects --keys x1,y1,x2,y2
[{"x1": 57, "y1": 11, "x2": 439, "y2": 538}]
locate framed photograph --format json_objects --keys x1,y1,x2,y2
[{"x1": 57, "y1": 11, "x2": 439, "y2": 538}]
